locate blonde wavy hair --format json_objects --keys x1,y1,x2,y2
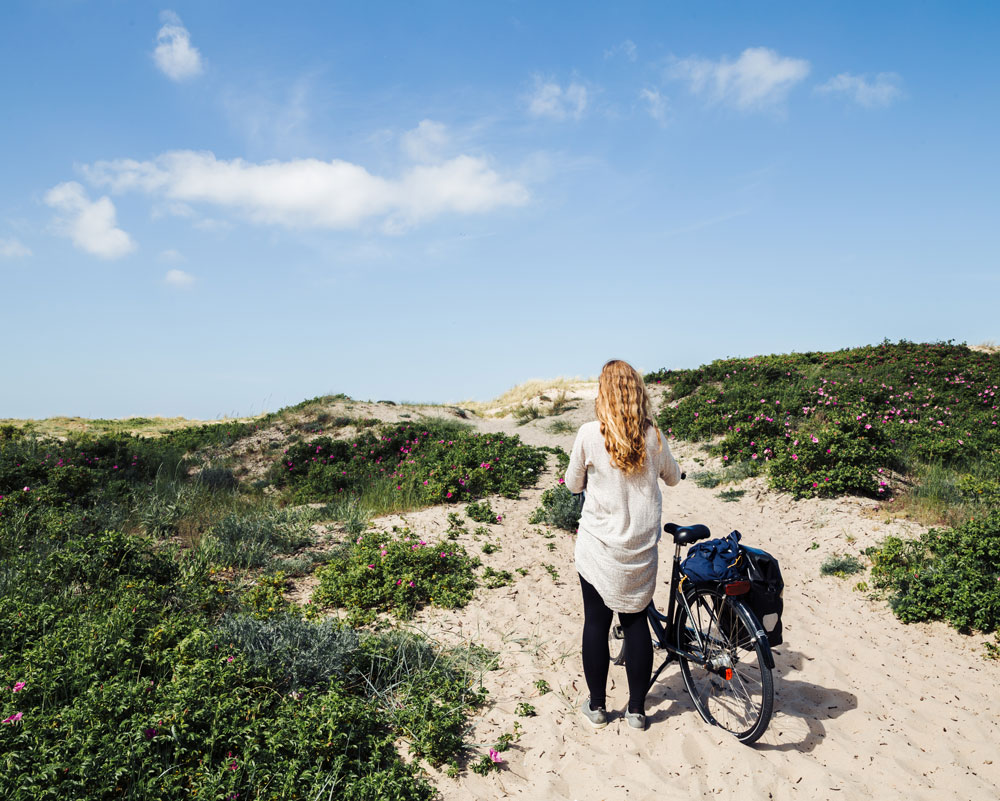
[{"x1": 595, "y1": 359, "x2": 661, "y2": 474}]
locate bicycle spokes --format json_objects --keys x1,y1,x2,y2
[{"x1": 676, "y1": 587, "x2": 773, "y2": 743}]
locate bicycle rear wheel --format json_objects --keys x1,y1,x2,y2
[
  {"x1": 608, "y1": 616, "x2": 626, "y2": 665},
  {"x1": 676, "y1": 586, "x2": 773, "y2": 744}
]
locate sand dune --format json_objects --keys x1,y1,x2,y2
[{"x1": 352, "y1": 388, "x2": 1000, "y2": 801}]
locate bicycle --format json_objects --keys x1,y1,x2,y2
[{"x1": 608, "y1": 521, "x2": 775, "y2": 744}]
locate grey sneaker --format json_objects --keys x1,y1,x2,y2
[
  {"x1": 580, "y1": 699, "x2": 608, "y2": 729},
  {"x1": 625, "y1": 711, "x2": 646, "y2": 730}
]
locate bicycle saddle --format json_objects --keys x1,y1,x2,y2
[{"x1": 663, "y1": 522, "x2": 711, "y2": 545}]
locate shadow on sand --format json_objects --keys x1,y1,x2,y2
[{"x1": 638, "y1": 645, "x2": 857, "y2": 752}]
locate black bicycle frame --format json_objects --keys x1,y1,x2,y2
[{"x1": 643, "y1": 540, "x2": 714, "y2": 690}]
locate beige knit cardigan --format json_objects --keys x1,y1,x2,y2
[{"x1": 565, "y1": 420, "x2": 682, "y2": 613}]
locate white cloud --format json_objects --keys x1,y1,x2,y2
[
  {"x1": 671, "y1": 47, "x2": 810, "y2": 110},
  {"x1": 164, "y1": 268, "x2": 195, "y2": 287},
  {"x1": 0, "y1": 237, "x2": 31, "y2": 259},
  {"x1": 43, "y1": 181, "x2": 136, "y2": 259},
  {"x1": 158, "y1": 248, "x2": 185, "y2": 263},
  {"x1": 816, "y1": 72, "x2": 903, "y2": 108},
  {"x1": 527, "y1": 78, "x2": 589, "y2": 120},
  {"x1": 605, "y1": 40, "x2": 638, "y2": 62},
  {"x1": 401, "y1": 120, "x2": 450, "y2": 163},
  {"x1": 153, "y1": 10, "x2": 203, "y2": 81},
  {"x1": 639, "y1": 87, "x2": 669, "y2": 123},
  {"x1": 83, "y1": 149, "x2": 529, "y2": 232}
]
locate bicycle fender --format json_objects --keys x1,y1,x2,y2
[
  {"x1": 735, "y1": 597, "x2": 775, "y2": 670},
  {"x1": 755, "y1": 627, "x2": 775, "y2": 670}
]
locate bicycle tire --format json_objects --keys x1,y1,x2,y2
[
  {"x1": 608, "y1": 617, "x2": 626, "y2": 665},
  {"x1": 676, "y1": 586, "x2": 773, "y2": 744}
]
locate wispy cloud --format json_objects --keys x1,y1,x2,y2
[
  {"x1": 153, "y1": 10, "x2": 203, "y2": 81},
  {"x1": 0, "y1": 237, "x2": 31, "y2": 259},
  {"x1": 222, "y1": 75, "x2": 317, "y2": 153},
  {"x1": 816, "y1": 72, "x2": 903, "y2": 108},
  {"x1": 605, "y1": 39, "x2": 637, "y2": 62},
  {"x1": 639, "y1": 87, "x2": 669, "y2": 124},
  {"x1": 158, "y1": 248, "x2": 185, "y2": 263},
  {"x1": 527, "y1": 77, "x2": 589, "y2": 121},
  {"x1": 671, "y1": 47, "x2": 810, "y2": 110},
  {"x1": 83, "y1": 149, "x2": 529, "y2": 233},
  {"x1": 43, "y1": 182, "x2": 136, "y2": 259},
  {"x1": 401, "y1": 120, "x2": 450, "y2": 163},
  {"x1": 164, "y1": 268, "x2": 195, "y2": 288}
]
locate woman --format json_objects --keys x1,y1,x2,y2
[{"x1": 565, "y1": 360, "x2": 682, "y2": 730}]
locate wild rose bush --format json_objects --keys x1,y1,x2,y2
[
  {"x1": 0, "y1": 431, "x2": 185, "y2": 506},
  {"x1": 649, "y1": 341, "x2": 1000, "y2": 499},
  {"x1": 312, "y1": 528, "x2": 479, "y2": 621},
  {"x1": 272, "y1": 421, "x2": 547, "y2": 508}
]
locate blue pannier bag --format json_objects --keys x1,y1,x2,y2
[{"x1": 680, "y1": 530, "x2": 745, "y2": 584}]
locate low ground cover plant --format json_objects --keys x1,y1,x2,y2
[
  {"x1": 465, "y1": 499, "x2": 496, "y2": 523},
  {"x1": 820, "y1": 553, "x2": 865, "y2": 577}
]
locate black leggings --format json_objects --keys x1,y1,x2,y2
[{"x1": 579, "y1": 574, "x2": 652, "y2": 715}]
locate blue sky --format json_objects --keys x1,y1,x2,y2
[{"x1": 2, "y1": 1, "x2": 998, "y2": 418}]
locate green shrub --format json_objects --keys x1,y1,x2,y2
[
  {"x1": 530, "y1": 484, "x2": 582, "y2": 531},
  {"x1": 867, "y1": 511, "x2": 1000, "y2": 632},
  {"x1": 649, "y1": 341, "x2": 1000, "y2": 501},
  {"x1": 158, "y1": 419, "x2": 270, "y2": 453},
  {"x1": 272, "y1": 421, "x2": 547, "y2": 511},
  {"x1": 311, "y1": 528, "x2": 478, "y2": 620}
]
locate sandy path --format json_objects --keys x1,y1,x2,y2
[{"x1": 354, "y1": 392, "x2": 1000, "y2": 801}]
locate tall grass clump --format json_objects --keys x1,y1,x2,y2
[
  {"x1": 820, "y1": 553, "x2": 865, "y2": 577},
  {"x1": 512, "y1": 404, "x2": 542, "y2": 425},
  {"x1": 547, "y1": 419, "x2": 576, "y2": 435},
  {"x1": 199, "y1": 507, "x2": 315, "y2": 568}
]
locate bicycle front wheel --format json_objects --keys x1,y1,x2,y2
[{"x1": 676, "y1": 586, "x2": 773, "y2": 744}]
